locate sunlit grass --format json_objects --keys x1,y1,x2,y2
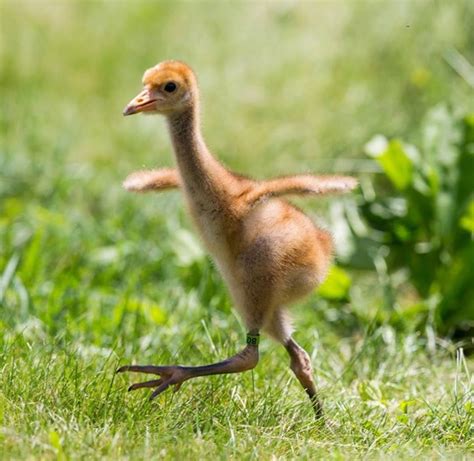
[{"x1": 1, "y1": 330, "x2": 472, "y2": 459}]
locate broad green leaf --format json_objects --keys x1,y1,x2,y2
[
  {"x1": 435, "y1": 191, "x2": 456, "y2": 237},
  {"x1": 317, "y1": 266, "x2": 352, "y2": 301},
  {"x1": 460, "y1": 200, "x2": 474, "y2": 233},
  {"x1": 376, "y1": 140, "x2": 414, "y2": 190},
  {"x1": 425, "y1": 165, "x2": 440, "y2": 195}
]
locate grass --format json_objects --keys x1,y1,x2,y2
[
  {"x1": 1, "y1": 1, "x2": 473, "y2": 459},
  {"x1": 1, "y1": 329, "x2": 472, "y2": 459}
]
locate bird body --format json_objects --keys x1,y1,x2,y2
[{"x1": 118, "y1": 60, "x2": 357, "y2": 417}]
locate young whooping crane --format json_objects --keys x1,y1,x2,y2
[{"x1": 117, "y1": 60, "x2": 357, "y2": 418}]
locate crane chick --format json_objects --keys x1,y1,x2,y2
[{"x1": 117, "y1": 60, "x2": 357, "y2": 418}]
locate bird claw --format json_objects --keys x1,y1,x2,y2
[{"x1": 118, "y1": 364, "x2": 188, "y2": 399}]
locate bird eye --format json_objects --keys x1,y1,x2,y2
[{"x1": 164, "y1": 82, "x2": 177, "y2": 93}]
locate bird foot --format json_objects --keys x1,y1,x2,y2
[
  {"x1": 116, "y1": 364, "x2": 189, "y2": 400},
  {"x1": 117, "y1": 345, "x2": 259, "y2": 401}
]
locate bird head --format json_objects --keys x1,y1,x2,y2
[{"x1": 123, "y1": 60, "x2": 197, "y2": 117}]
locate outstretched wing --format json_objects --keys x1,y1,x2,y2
[
  {"x1": 123, "y1": 168, "x2": 180, "y2": 193},
  {"x1": 246, "y1": 174, "x2": 358, "y2": 203}
]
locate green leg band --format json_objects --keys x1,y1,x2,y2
[{"x1": 246, "y1": 333, "x2": 260, "y2": 346}]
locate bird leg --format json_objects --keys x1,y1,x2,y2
[
  {"x1": 117, "y1": 334, "x2": 259, "y2": 400},
  {"x1": 285, "y1": 337, "x2": 323, "y2": 419}
]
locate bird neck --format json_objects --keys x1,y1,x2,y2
[{"x1": 166, "y1": 103, "x2": 229, "y2": 200}]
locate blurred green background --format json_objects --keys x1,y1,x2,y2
[
  {"x1": 1, "y1": 1, "x2": 473, "y2": 459},
  {"x1": 2, "y1": 0, "x2": 473, "y2": 338}
]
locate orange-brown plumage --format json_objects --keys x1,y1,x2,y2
[
  {"x1": 142, "y1": 60, "x2": 197, "y2": 89},
  {"x1": 117, "y1": 60, "x2": 357, "y2": 418}
]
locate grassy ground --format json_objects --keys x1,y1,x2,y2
[{"x1": 1, "y1": 1, "x2": 473, "y2": 459}]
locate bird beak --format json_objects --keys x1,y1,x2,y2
[{"x1": 123, "y1": 88, "x2": 157, "y2": 116}]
